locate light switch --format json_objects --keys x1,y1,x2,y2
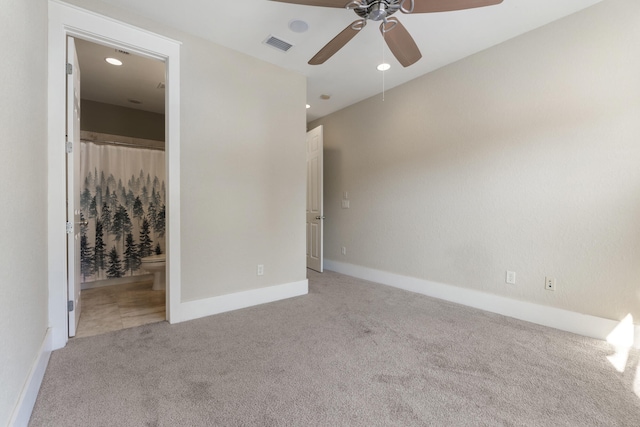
[{"x1": 342, "y1": 200, "x2": 350, "y2": 209}]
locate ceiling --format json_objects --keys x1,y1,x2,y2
[
  {"x1": 78, "y1": 0, "x2": 603, "y2": 122},
  {"x1": 75, "y1": 39, "x2": 166, "y2": 114}
]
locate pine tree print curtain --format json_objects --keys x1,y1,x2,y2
[{"x1": 79, "y1": 141, "x2": 166, "y2": 284}]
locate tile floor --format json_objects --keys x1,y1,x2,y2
[{"x1": 75, "y1": 278, "x2": 166, "y2": 338}]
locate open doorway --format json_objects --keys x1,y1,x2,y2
[
  {"x1": 48, "y1": 0, "x2": 182, "y2": 350},
  {"x1": 71, "y1": 38, "x2": 167, "y2": 338}
]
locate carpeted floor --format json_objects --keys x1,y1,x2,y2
[{"x1": 30, "y1": 269, "x2": 640, "y2": 426}]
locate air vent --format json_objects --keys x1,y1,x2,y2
[
  {"x1": 115, "y1": 48, "x2": 131, "y2": 55},
  {"x1": 157, "y1": 82, "x2": 165, "y2": 89},
  {"x1": 263, "y1": 35, "x2": 293, "y2": 52}
]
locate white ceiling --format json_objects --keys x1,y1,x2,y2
[
  {"x1": 75, "y1": 38, "x2": 166, "y2": 114},
  {"x1": 79, "y1": 0, "x2": 603, "y2": 121}
]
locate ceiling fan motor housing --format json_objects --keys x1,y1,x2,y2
[{"x1": 353, "y1": 0, "x2": 401, "y2": 21}]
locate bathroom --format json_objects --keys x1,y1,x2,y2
[{"x1": 74, "y1": 38, "x2": 167, "y2": 338}]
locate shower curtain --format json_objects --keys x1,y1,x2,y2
[{"x1": 79, "y1": 141, "x2": 166, "y2": 284}]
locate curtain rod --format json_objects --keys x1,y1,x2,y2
[{"x1": 80, "y1": 138, "x2": 165, "y2": 151}]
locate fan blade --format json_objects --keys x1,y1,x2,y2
[
  {"x1": 309, "y1": 21, "x2": 364, "y2": 65},
  {"x1": 409, "y1": 0, "x2": 503, "y2": 13},
  {"x1": 270, "y1": 0, "x2": 350, "y2": 8},
  {"x1": 380, "y1": 19, "x2": 422, "y2": 67}
]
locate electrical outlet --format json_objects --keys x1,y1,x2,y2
[
  {"x1": 341, "y1": 200, "x2": 350, "y2": 209},
  {"x1": 257, "y1": 264, "x2": 264, "y2": 276},
  {"x1": 506, "y1": 271, "x2": 516, "y2": 285},
  {"x1": 341, "y1": 246, "x2": 347, "y2": 255},
  {"x1": 545, "y1": 276, "x2": 556, "y2": 291}
]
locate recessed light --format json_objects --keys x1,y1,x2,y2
[
  {"x1": 306, "y1": 104, "x2": 311, "y2": 109},
  {"x1": 289, "y1": 19, "x2": 309, "y2": 33},
  {"x1": 377, "y1": 63, "x2": 391, "y2": 71},
  {"x1": 105, "y1": 57, "x2": 123, "y2": 66}
]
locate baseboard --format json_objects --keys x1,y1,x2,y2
[
  {"x1": 325, "y1": 260, "x2": 640, "y2": 347},
  {"x1": 9, "y1": 328, "x2": 53, "y2": 427},
  {"x1": 177, "y1": 279, "x2": 309, "y2": 323}
]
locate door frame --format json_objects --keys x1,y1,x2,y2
[
  {"x1": 47, "y1": 0, "x2": 182, "y2": 349},
  {"x1": 66, "y1": 36, "x2": 81, "y2": 337}
]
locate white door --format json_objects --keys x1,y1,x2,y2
[
  {"x1": 306, "y1": 125, "x2": 324, "y2": 272},
  {"x1": 67, "y1": 37, "x2": 82, "y2": 337}
]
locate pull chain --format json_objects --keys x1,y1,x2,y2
[{"x1": 381, "y1": 26, "x2": 385, "y2": 101}]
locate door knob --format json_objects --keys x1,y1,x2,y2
[{"x1": 315, "y1": 216, "x2": 326, "y2": 220}]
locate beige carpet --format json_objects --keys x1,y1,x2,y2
[{"x1": 30, "y1": 269, "x2": 640, "y2": 426}]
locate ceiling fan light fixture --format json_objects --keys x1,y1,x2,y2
[
  {"x1": 377, "y1": 63, "x2": 391, "y2": 71},
  {"x1": 105, "y1": 57, "x2": 123, "y2": 66}
]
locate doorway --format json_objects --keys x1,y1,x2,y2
[
  {"x1": 70, "y1": 38, "x2": 168, "y2": 338},
  {"x1": 48, "y1": 1, "x2": 182, "y2": 349}
]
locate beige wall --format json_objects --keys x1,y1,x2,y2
[
  {"x1": 178, "y1": 33, "x2": 307, "y2": 300},
  {"x1": 81, "y1": 100, "x2": 166, "y2": 141},
  {"x1": 310, "y1": 0, "x2": 640, "y2": 322},
  {"x1": 0, "y1": 0, "x2": 49, "y2": 425},
  {"x1": 0, "y1": 0, "x2": 305, "y2": 420},
  {"x1": 66, "y1": 0, "x2": 307, "y2": 302}
]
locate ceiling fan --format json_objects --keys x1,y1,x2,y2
[{"x1": 272, "y1": 0, "x2": 504, "y2": 67}]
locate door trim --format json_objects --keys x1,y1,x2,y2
[
  {"x1": 66, "y1": 36, "x2": 81, "y2": 336},
  {"x1": 47, "y1": 0, "x2": 182, "y2": 349}
]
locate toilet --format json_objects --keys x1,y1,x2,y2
[{"x1": 140, "y1": 254, "x2": 166, "y2": 291}]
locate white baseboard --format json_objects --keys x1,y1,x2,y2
[
  {"x1": 325, "y1": 260, "x2": 640, "y2": 347},
  {"x1": 9, "y1": 328, "x2": 53, "y2": 427},
  {"x1": 177, "y1": 279, "x2": 309, "y2": 323}
]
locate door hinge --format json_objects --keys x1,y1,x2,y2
[
  {"x1": 66, "y1": 63, "x2": 73, "y2": 75},
  {"x1": 66, "y1": 221, "x2": 73, "y2": 234},
  {"x1": 68, "y1": 300, "x2": 74, "y2": 312},
  {"x1": 65, "y1": 141, "x2": 73, "y2": 154}
]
